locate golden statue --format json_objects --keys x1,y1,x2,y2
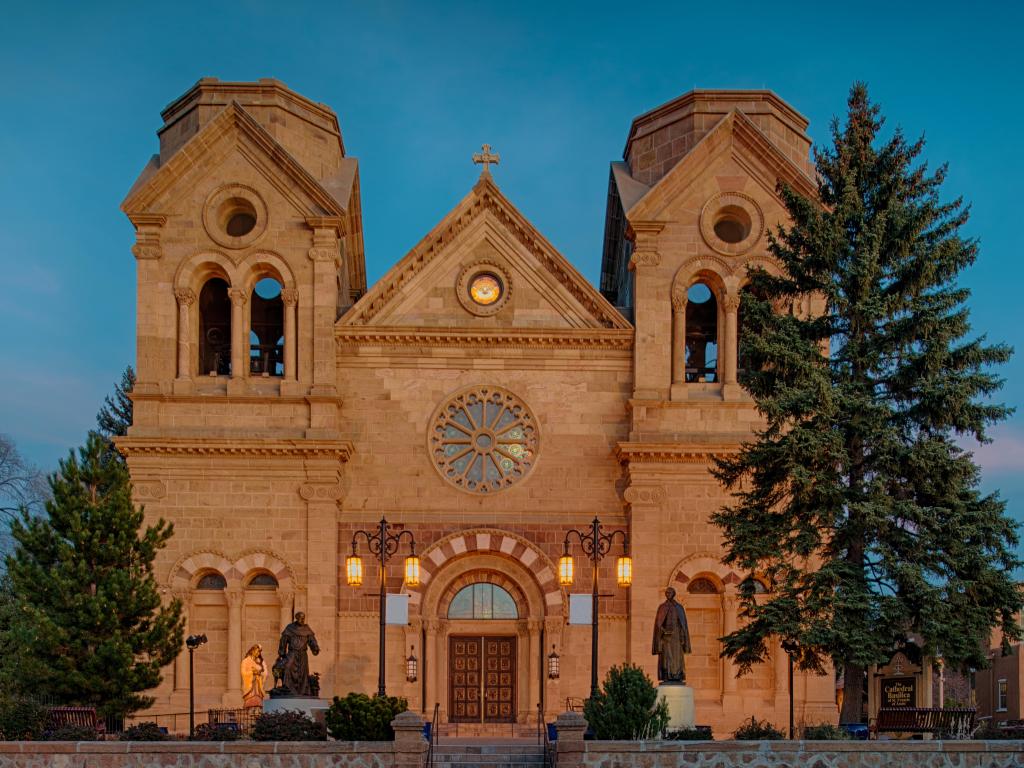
[{"x1": 240, "y1": 644, "x2": 267, "y2": 708}]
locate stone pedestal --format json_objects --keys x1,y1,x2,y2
[
  {"x1": 263, "y1": 696, "x2": 329, "y2": 723},
  {"x1": 657, "y1": 684, "x2": 695, "y2": 730}
]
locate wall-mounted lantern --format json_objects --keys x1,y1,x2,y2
[
  {"x1": 406, "y1": 646, "x2": 418, "y2": 683},
  {"x1": 547, "y1": 644, "x2": 560, "y2": 679}
]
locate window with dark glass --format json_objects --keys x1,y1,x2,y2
[
  {"x1": 199, "y1": 278, "x2": 231, "y2": 375},
  {"x1": 196, "y1": 572, "x2": 227, "y2": 590},
  {"x1": 447, "y1": 583, "x2": 518, "y2": 619}
]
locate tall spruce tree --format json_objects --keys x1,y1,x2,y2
[
  {"x1": 3, "y1": 432, "x2": 183, "y2": 718},
  {"x1": 95, "y1": 366, "x2": 135, "y2": 465},
  {"x1": 711, "y1": 84, "x2": 1021, "y2": 724}
]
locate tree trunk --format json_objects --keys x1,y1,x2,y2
[{"x1": 841, "y1": 662, "x2": 865, "y2": 723}]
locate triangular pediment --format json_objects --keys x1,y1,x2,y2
[
  {"x1": 121, "y1": 101, "x2": 350, "y2": 218},
  {"x1": 339, "y1": 176, "x2": 631, "y2": 334},
  {"x1": 625, "y1": 109, "x2": 818, "y2": 223}
]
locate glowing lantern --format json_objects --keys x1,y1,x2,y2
[
  {"x1": 346, "y1": 554, "x2": 364, "y2": 587},
  {"x1": 616, "y1": 555, "x2": 633, "y2": 588},
  {"x1": 547, "y1": 645, "x2": 560, "y2": 679},
  {"x1": 404, "y1": 554, "x2": 421, "y2": 587},
  {"x1": 558, "y1": 550, "x2": 574, "y2": 587}
]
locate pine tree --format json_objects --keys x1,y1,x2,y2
[
  {"x1": 95, "y1": 366, "x2": 135, "y2": 461},
  {"x1": 711, "y1": 84, "x2": 1021, "y2": 724},
  {"x1": 3, "y1": 432, "x2": 183, "y2": 718}
]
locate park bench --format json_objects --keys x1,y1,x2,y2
[
  {"x1": 871, "y1": 707, "x2": 975, "y2": 739},
  {"x1": 46, "y1": 706, "x2": 105, "y2": 737}
]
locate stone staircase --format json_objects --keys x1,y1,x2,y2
[{"x1": 428, "y1": 743, "x2": 547, "y2": 768}]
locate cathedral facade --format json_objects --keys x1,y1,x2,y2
[{"x1": 118, "y1": 78, "x2": 836, "y2": 734}]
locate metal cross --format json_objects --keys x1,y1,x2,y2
[{"x1": 472, "y1": 143, "x2": 500, "y2": 175}]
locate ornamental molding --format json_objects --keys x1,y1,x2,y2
[
  {"x1": 202, "y1": 183, "x2": 269, "y2": 250},
  {"x1": 345, "y1": 179, "x2": 629, "y2": 330},
  {"x1": 628, "y1": 250, "x2": 661, "y2": 269},
  {"x1": 298, "y1": 482, "x2": 344, "y2": 501},
  {"x1": 133, "y1": 480, "x2": 167, "y2": 500},
  {"x1": 722, "y1": 293, "x2": 741, "y2": 313},
  {"x1": 228, "y1": 288, "x2": 248, "y2": 306},
  {"x1": 336, "y1": 326, "x2": 633, "y2": 351},
  {"x1": 116, "y1": 436, "x2": 354, "y2": 460},
  {"x1": 699, "y1": 191, "x2": 765, "y2": 257},
  {"x1": 615, "y1": 441, "x2": 739, "y2": 464},
  {"x1": 174, "y1": 288, "x2": 196, "y2": 307},
  {"x1": 622, "y1": 484, "x2": 666, "y2": 506},
  {"x1": 129, "y1": 213, "x2": 168, "y2": 261},
  {"x1": 281, "y1": 287, "x2": 299, "y2": 306},
  {"x1": 456, "y1": 258, "x2": 513, "y2": 317}
]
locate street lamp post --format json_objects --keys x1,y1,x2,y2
[
  {"x1": 345, "y1": 517, "x2": 420, "y2": 697},
  {"x1": 559, "y1": 517, "x2": 631, "y2": 698},
  {"x1": 185, "y1": 633, "x2": 207, "y2": 739},
  {"x1": 782, "y1": 637, "x2": 799, "y2": 739}
]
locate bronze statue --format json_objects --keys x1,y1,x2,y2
[
  {"x1": 652, "y1": 587, "x2": 691, "y2": 684},
  {"x1": 274, "y1": 611, "x2": 320, "y2": 697},
  {"x1": 240, "y1": 644, "x2": 267, "y2": 708}
]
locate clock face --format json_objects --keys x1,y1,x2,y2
[{"x1": 469, "y1": 274, "x2": 502, "y2": 306}]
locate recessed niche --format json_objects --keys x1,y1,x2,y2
[
  {"x1": 712, "y1": 205, "x2": 752, "y2": 244},
  {"x1": 219, "y1": 197, "x2": 258, "y2": 237}
]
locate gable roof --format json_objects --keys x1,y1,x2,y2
[
  {"x1": 624, "y1": 108, "x2": 818, "y2": 222},
  {"x1": 121, "y1": 100, "x2": 351, "y2": 217},
  {"x1": 340, "y1": 174, "x2": 631, "y2": 331}
]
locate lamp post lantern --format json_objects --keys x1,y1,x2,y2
[
  {"x1": 346, "y1": 517, "x2": 419, "y2": 697},
  {"x1": 559, "y1": 517, "x2": 631, "y2": 698},
  {"x1": 185, "y1": 633, "x2": 207, "y2": 739}
]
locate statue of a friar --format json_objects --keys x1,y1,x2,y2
[
  {"x1": 274, "y1": 611, "x2": 320, "y2": 697},
  {"x1": 652, "y1": 587, "x2": 691, "y2": 684}
]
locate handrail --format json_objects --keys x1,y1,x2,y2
[
  {"x1": 537, "y1": 702, "x2": 542, "y2": 745},
  {"x1": 426, "y1": 702, "x2": 439, "y2": 768},
  {"x1": 541, "y1": 702, "x2": 553, "y2": 768}
]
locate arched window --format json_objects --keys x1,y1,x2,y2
[
  {"x1": 250, "y1": 278, "x2": 284, "y2": 376},
  {"x1": 196, "y1": 572, "x2": 227, "y2": 590},
  {"x1": 448, "y1": 583, "x2": 518, "y2": 620},
  {"x1": 685, "y1": 282, "x2": 718, "y2": 383},
  {"x1": 246, "y1": 572, "x2": 279, "y2": 589},
  {"x1": 686, "y1": 577, "x2": 719, "y2": 594},
  {"x1": 199, "y1": 278, "x2": 231, "y2": 375}
]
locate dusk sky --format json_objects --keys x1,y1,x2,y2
[{"x1": 1, "y1": 1, "x2": 1021, "y2": 551}]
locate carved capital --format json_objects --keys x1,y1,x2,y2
[
  {"x1": 281, "y1": 287, "x2": 299, "y2": 306},
  {"x1": 671, "y1": 289, "x2": 687, "y2": 311},
  {"x1": 174, "y1": 288, "x2": 196, "y2": 307},
  {"x1": 224, "y1": 588, "x2": 244, "y2": 608},
  {"x1": 627, "y1": 221, "x2": 664, "y2": 271},
  {"x1": 623, "y1": 484, "x2": 666, "y2": 507},
  {"x1": 171, "y1": 589, "x2": 190, "y2": 605},
  {"x1": 423, "y1": 618, "x2": 440, "y2": 634},
  {"x1": 228, "y1": 288, "x2": 248, "y2": 307},
  {"x1": 722, "y1": 293, "x2": 741, "y2": 313},
  {"x1": 128, "y1": 214, "x2": 166, "y2": 260},
  {"x1": 298, "y1": 482, "x2": 344, "y2": 501},
  {"x1": 527, "y1": 619, "x2": 544, "y2": 633}
]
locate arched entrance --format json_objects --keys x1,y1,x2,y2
[{"x1": 409, "y1": 532, "x2": 563, "y2": 727}]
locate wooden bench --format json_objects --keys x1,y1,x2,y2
[
  {"x1": 46, "y1": 707, "x2": 105, "y2": 737},
  {"x1": 872, "y1": 707, "x2": 975, "y2": 739}
]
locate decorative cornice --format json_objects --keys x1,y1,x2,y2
[
  {"x1": 615, "y1": 441, "x2": 739, "y2": 464},
  {"x1": 116, "y1": 436, "x2": 354, "y2": 460},
  {"x1": 335, "y1": 326, "x2": 633, "y2": 351}
]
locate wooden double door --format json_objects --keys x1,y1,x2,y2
[{"x1": 448, "y1": 635, "x2": 516, "y2": 723}]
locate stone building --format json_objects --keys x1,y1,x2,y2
[{"x1": 118, "y1": 78, "x2": 837, "y2": 734}]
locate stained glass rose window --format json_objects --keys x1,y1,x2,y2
[{"x1": 429, "y1": 386, "x2": 538, "y2": 493}]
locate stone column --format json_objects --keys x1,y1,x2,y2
[
  {"x1": 281, "y1": 287, "x2": 298, "y2": 382},
  {"x1": 174, "y1": 289, "x2": 195, "y2": 381},
  {"x1": 391, "y1": 710, "x2": 427, "y2": 768},
  {"x1": 671, "y1": 290, "x2": 686, "y2": 387},
  {"x1": 436, "y1": 619, "x2": 449, "y2": 722},
  {"x1": 721, "y1": 594, "x2": 739, "y2": 700},
  {"x1": 517, "y1": 619, "x2": 530, "y2": 723},
  {"x1": 228, "y1": 288, "x2": 247, "y2": 384},
  {"x1": 173, "y1": 590, "x2": 190, "y2": 691},
  {"x1": 527, "y1": 620, "x2": 542, "y2": 723},
  {"x1": 722, "y1": 293, "x2": 740, "y2": 399},
  {"x1": 628, "y1": 221, "x2": 667, "y2": 400},
  {"x1": 225, "y1": 589, "x2": 243, "y2": 704},
  {"x1": 424, "y1": 619, "x2": 439, "y2": 715}
]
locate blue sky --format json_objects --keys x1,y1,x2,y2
[{"x1": 1, "y1": 1, "x2": 1021, "y2": 549}]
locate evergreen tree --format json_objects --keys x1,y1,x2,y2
[
  {"x1": 3, "y1": 432, "x2": 183, "y2": 718},
  {"x1": 712, "y1": 84, "x2": 1021, "y2": 724},
  {"x1": 95, "y1": 366, "x2": 135, "y2": 461}
]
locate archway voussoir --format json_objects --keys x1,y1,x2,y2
[{"x1": 475, "y1": 533, "x2": 491, "y2": 551}]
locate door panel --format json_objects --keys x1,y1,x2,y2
[
  {"x1": 448, "y1": 635, "x2": 516, "y2": 723},
  {"x1": 483, "y1": 636, "x2": 516, "y2": 723},
  {"x1": 449, "y1": 637, "x2": 482, "y2": 723}
]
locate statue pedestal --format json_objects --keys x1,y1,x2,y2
[
  {"x1": 657, "y1": 684, "x2": 695, "y2": 731},
  {"x1": 263, "y1": 696, "x2": 329, "y2": 724}
]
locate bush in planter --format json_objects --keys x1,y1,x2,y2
[
  {"x1": 40, "y1": 725, "x2": 99, "y2": 741},
  {"x1": 665, "y1": 725, "x2": 713, "y2": 740},
  {"x1": 120, "y1": 721, "x2": 167, "y2": 741},
  {"x1": 252, "y1": 711, "x2": 326, "y2": 741},
  {"x1": 801, "y1": 722, "x2": 848, "y2": 740},
  {"x1": 582, "y1": 664, "x2": 669, "y2": 740},
  {"x1": 191, "y1": 722, "x2": 242, "y2": 741},
  {"x1": 326, "y1": 692, "x2": 408, "y2": 741},
  {"x1": 0, "y1": 696, "x2": 48, "y2": 740},
  {"x1": 733, "y1": 716, "x2": 785, "y2": 740}
]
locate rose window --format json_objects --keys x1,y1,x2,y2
[{"x1": 429, "y1": 386, "x2": 538, "y2": 494}]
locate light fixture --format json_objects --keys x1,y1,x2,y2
[
  {"x1": 346, "y1": 551, "x2": 364, "y2": 587},
  {"x1": 558, "y1": 545, "x2": 574, "y2": 587},
  {"x1": 185, "y1": 633, "x2": 208, "y2": 650},
  {"x1": 616, "y1": 554, "x2": 633, "y2": 588},
  {"x1": 404, "y1": 553, "x2": 421, "y2": 587},
  {"x1": 406, "y1": 646, "x2": 418, "y2": 683},
  {"x1": 547, "y1": 644, "x2": 560, "y2": 679}
]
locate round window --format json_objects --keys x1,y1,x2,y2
[
  {"x1": 699, "y1": 193, "x2": 763, "y2": 256},
  {"x1": 428, "y1": 385, "x2": 538, "y2": 494},
  {"x1": 469, "y1": 273, "x2": 503, "y2": 306},
  {"x1": 457, "y1": 261, "x2": 512, "y2": 316},
  {"x1": 202, "y1": 184, "x2": 268, "y2": 249}
]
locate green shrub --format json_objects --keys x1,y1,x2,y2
[
  {"x1": 0, "y1": 697, "x2": 48, "y2": 740},
  {"x1": 802, "y1": 722, "x2": 848, "y2": 740},
  {"x1": 191, "y1": 722, "x2": 242, "y2": 741},
  {"x1": 120, "y1": 721, "x2": 167, "y2": 741},
  {"x1": 252, "y1": 711, "x2": 327, "y2": 741},
  {"x1": 665, "y1": 725, "x2": 713, "y2": 740},
  {"x1": 582, "y1": 664, "x2": 669, "y2": 740},
  {"x1": 326, "y1": 692, "x2": 409, "y2": 741},
  {"x1": 40, "y1": 725, "x2": 99, "y2": 741},
  {"x1": 733, "y1": 716, "x2": 785, "y2": 740}
]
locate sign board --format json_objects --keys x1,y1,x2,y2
[
  {"x1": 385, "y1": 593, "x2": 409, "y2": 625},
  {"x1": 569, "y1": 594, "x2": 592, "y2": 625},
  {"x1": 880, "y1": 676, "x2": 916, "y2": 708}
]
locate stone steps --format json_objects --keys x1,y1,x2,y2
[{"x1": 429, "y1": 744, "x2": 547, "y2": 768}]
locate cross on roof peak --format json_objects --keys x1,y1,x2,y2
[{"x1": 473, "y1": 144, "x2": 500, "y2": 176}]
